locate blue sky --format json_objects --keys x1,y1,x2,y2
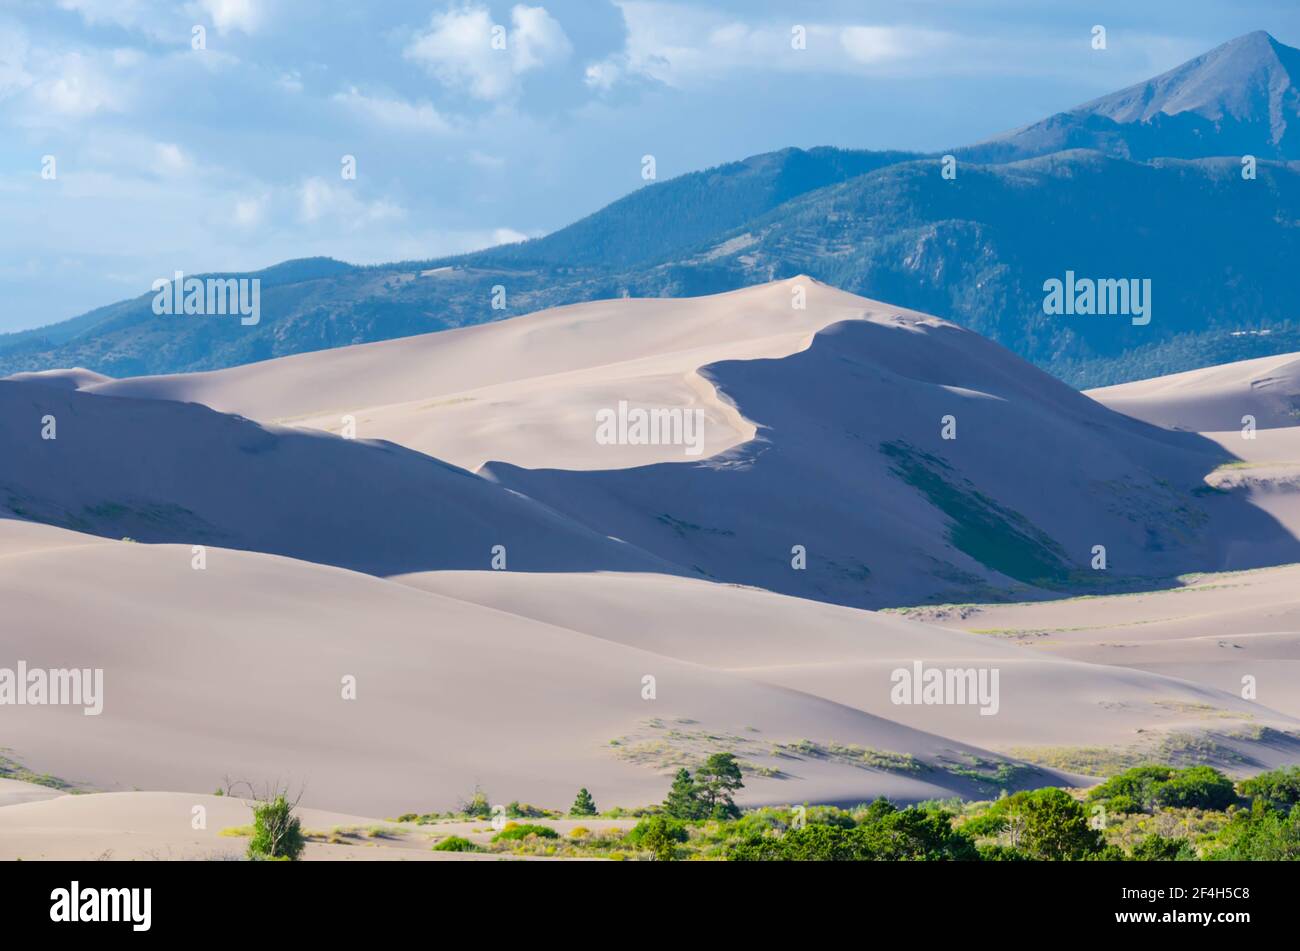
[{"x1": 2, "y1": 0, "x2": 1298, "y2": 332}]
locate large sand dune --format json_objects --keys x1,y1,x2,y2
[
  {"x1": 82, "y1": 278, "x2": 871, "y2": 470},
  {"x1": 14, "y1": 280, "x2": 1296, "y2": 607},
  {"x1": 0, "y1": 379, "x2": 667, "y2": 576},
  {"x1": 487, "y1": 319, "x2": 1298, "y2": 606}
]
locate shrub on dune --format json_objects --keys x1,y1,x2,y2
[{"x1": 492, "y1": 822, "x2": 559, "y2": 843}]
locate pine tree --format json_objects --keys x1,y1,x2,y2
[
  {"x1": 663, "y1": 768, "x2": 706, "y2": 820},
  {"x1": 570, "y1": 787, "x2": 598, "y2": 816},
  {"x1": 695, "y1": 752, "x2": 744, "y2": 819}
]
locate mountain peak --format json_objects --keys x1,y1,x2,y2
[
  {"x1": 969, "y1": 30, "x2": 1300, "y2": 161},
  {"x1": 1076, "y1": 29, "x2": 1300, "y2": 129}
]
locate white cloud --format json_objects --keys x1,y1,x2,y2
[
  {"x1": 590, "y1": 2, "x2": 1001, "y2": 89},
  {"x1": 154, "y1": 142, "x2": 190, "y2": 174},
  {"x1": 0, "y1": 29, "x2": 33, "y2": 100},
  {"x1": 404, "y1": 3, "x2": 571, "y2": 101},
  {"x1": 492, "y1": 227, "x2": 528, "y2": 244},
  {"x1": 508, "y1": 5, "x2": 571, "y2": 71},
  {"x1": 198, "y1": 0, "x2": 264, "y2": 36},
  {"x1": 584, "y1": 59, "x2": 620, "y2": 91},
  {"x1": 839, "y1": 26, "x2": 952, "y2": 64},
  {"x1": 233, "y1": 195, "x2": 267, "y2": 228},
  {"x1": 57, "y1": 0, "x2": 156, "y2": 31},
  {"x1": 332, "y1": 86, "x2": 453, "y2": 133},
  {"x1": 32, "y1": 52, "x2": 125, "y2": 116},
  {"x1": 298, "y1": 177, "x2": 404, "y2": 227}
]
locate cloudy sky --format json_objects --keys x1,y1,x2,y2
[{"x1": 1, "y1": 0, "x2": 1297, "y2": 332}]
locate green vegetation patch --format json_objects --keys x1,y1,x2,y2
[{"x1": 880, "y1": 440, "x2": 1075, "y2": 586}]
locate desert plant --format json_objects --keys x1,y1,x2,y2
[
  {"x1": 458, "y1": 785, "x2": 492, "y2": 819},
  {"x1": 492, "y1": 822, "x2": 559, "y2": 843},
  {"x1": 248, "y1": 794, "x2": 305, "y2": 861},
  {"x1": 635, "y1": 816, "x2": 686, "y2": 861}
]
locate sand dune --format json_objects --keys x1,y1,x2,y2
[
  {"x1": 1091, "y1": 352, "x2": 1300, "y2": 567},
  {"x1": 85, "y1": 278, "x2": 870, "y2": 470},
  {"x1": 1089, "y1": 351, "x2": 1300, "y2": 432},
  {"x1": 2, "y1": 519, "x2": 1057, "y2": 819},
  {"x1": 0, "y1": 379, "x2": 667, "y2": 576},
  {"x1": 904, "y1": 562, "x2": 1300, "y2": 720},
  {"x1": 41, "y1": 280, "x2": 1297, "y2": 607},
  {"x1": 487, "y1": 319, "x2": 1298, "y2": 606},
  {"x1": 2, "y1": 367, "x2": 112, "y2": 391},
  {"x1": 402, "y1": 570, "x2": 1298, "y2": 761}
]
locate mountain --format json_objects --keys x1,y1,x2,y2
[
  {"x1": 964, "y1": 30, "x2": 1300, "y2": 162},
  {"x1": 4, "y1": 32, "x2": 1300, "y2": 388},
  {"x1": 648, "y1": 150, "x2": 1300, "y2": 375},
  {"x1": 480, "y1": 146, "x2": 918, "y2": 271}
]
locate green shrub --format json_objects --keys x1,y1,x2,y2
[
  {"x1": 1088, "y1": 765, "x2": 1237, "y2": 813},
  {"x1": 977, "y1": 844, "x2": 1031, "y2": 861},
  {"x1": 728, "y1": 800, "x2": 977, "y2": 861},
  {"x1": 505, "y1": 801, "x2": 548, "y2": 818},
  {"x1": 1206, "y1": 801, "x2": 1300, "y2": 860},
  {"x1": 432, "y1": 836, "x2": 480, "y2": 852},
  {"x1": 629, "y1": 816, "x2": 689, "y2": 846},
  {"x1": 1153, "y1": 766, "x2": 1237, "y2": 811},
  {"x1": 458, "y1": 786, "x2": 492, "y2": 819},
  {"x1": 1104, "y1": 794, "x2": 1142, "y2": 815},
  {"x1": 492, "y1": 822, "x2": 559, "y2": 843},
  {"x1": 1014, "y1": 788, "x2": 1104, "y2": 861},
  {"x1": 635, "y1": 816, "x2": 686, "y2": 861},
  {"x1": 247, "y1": 795, "x2": 305, "y2": 861},
  {"x1": 1131, "y1": 834, "x2": 1196, "y2": 861},
  {"x1": 1238, "y1": 766, "x2": 1300, "y2": 813},
  {"x1": 1087, "y1": 766, "x2": 1176, "y2": 809}
]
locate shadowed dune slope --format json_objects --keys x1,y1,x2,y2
[
  {"x1": 485, "y1": 318, "x2": 1300, "y2": 607},
  {"x1": 0, "y1": 379, "x2": 670, "y2": 576}
]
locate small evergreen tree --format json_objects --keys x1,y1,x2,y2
[
  {"x1": 663, "y1": 768, "x2": 707, "y2": 820},
  {"x1": 570, "y1": 787, "x2": 598, "y2": 816},
  {"x1": 695, "y1": 752, "x2": 744, "y2": 819}
]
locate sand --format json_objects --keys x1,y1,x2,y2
[{"x1": 4, "y1": 284, "x2": 1300, "y2": 859}]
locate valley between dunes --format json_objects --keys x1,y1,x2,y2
[{"x1": 4, "y1": 279, "x2": 1300, "y2": 859}]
